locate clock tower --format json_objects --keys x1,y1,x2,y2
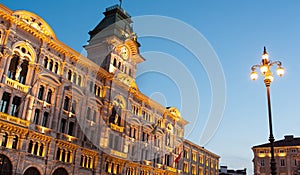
[{"x1": 84, "y1": 5, "x2": 144, "y2": 79}]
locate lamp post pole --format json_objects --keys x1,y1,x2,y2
[{"x1": 250, "y1": 47, "x2": 285, "y2": 175}]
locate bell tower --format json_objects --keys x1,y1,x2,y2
[{"x1": 84, "y1": 5, "x2": 144, "y2": 79}]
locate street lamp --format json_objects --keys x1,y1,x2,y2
[{"x1": 250, "y1": 47, "x2": 284, "y2": 175}]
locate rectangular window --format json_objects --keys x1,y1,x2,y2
[
  {"x1": 10, "y1": 96, "x2": 21, "y2": 117},
  {"x1": 33, "y1": 109, "x2": 40, "y2": 124},
  {"x1": 42, "y1": 112, "x2": 48, "y2": 127},
  {"x1": 63, "y1": 97, "x2": 69, "y2": 110},
  {"x1": 60, "y1": 118, "x2": 66, "y2": 133},
  {"x1": 183, "y1": 162, "x2": 189, "y2": 173},
  {"x1": 260, "y1": 159, "x2": 265, "y2": 167},
  {"x1": 192, "y1": 165, "x2": 196, "y2": 175},
  {"x1": 192, "y1": 152, "x2": 197, "y2": 161},
  {"x1": 0, "y1": 92, "x2": 11, "y2": 113},
  {"x1": 87, "y1": 107, "x2": 91, "y2": 120},
  {"x1": 280, "y1": 159, "x2": 285, "y2": 166},
  {"x1": 68, "y1": 122, "x2": 74, "y2": 136}
]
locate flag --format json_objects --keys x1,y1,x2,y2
[{"x1": 174, "y1": 151, "x2": 182, "y2": 164}]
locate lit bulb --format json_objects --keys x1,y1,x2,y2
[
  {"x1": 250, "y1": 71, "x2": 258, "y2": 80},
  {"x1": 260, "y1": 65, "x2": 268, "y2": 74},
  {"x1": 276, "y1": 67, "x2": 284, "y2": 77},
  {"x1": 265, "y1": 74, "x2": 274, "y2": 82},
  {"x1": 262, "y1": 53, "x2": 269, "y2": 60}
]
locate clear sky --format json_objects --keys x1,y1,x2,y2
[{"x1": 2, "y1": 0, "x2": 300, "y2": 173}]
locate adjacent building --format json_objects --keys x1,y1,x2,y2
[
  {"x1": 0, "y1": 3, "x2": 219, "y2": 175},
  {"x1": 219, "y1": 166, "x2": 246, "y2": 175},
  {"x1": 252, "y1": 135, "x2": 300, "y2": 175}
]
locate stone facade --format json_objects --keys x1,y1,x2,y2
[
  {"x1": 0, "y1": 3, "x2": 219, "y2": 175},
  {"x1": 252, "y1": 135, "x2": 300, "y2": 175}
]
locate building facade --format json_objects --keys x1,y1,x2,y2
[
  {"x1": 219, "y1": 166, "x2": 246, "y2": 175},
  {"x1": 252, "y1": 135, "x2": 300, "y2": 175},
  {"x1": 182, "y1": 140, "x2": 219, "y2": 175},
  {"x1": 0, "y1": 3, "x2": 219, "y2": 175}
]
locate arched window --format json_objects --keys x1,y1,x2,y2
[
  {"x1": 8, "y1": 54, "x2": 20, "y2": 80},
  {"x1": 129, "y1": 69, "x2": 132, "y2": 76},
  {"x1": 49, "y1": 60, "x2": 54, "y2": 71},
  {"x1": 72, "y1": 72, "x2": 77, "y2": 84},
  {"x1": 118, "y1": 62, "x2": 121, "y2": 69},
  {"x1": 0, "y1": 154, "x2": 12, "y2": 175},
  {"x1": 43, "y1": 57, "x2": 48, "y2": 68},
  {"x1": 37, "y1": 86, "x2": 44, "y2": 100},
  {"x1": 56, "y1": 147, "x2": 61, "y2": 160},
  {"x1": 113, "y1": 58, "x2": 117, "y2": 67},
  {"x1": 1, "y1": 132, "x2": 8, "y2": 147},
  {"x1": 23, "y1": 167, "x2": 41, "y2": 175},
  {"x1": 78, "y1": 76, "x2": 82, "y2": 86},
  {"x1": 33, "y1": 142, "x2": 39, "y2": 155},
  {"x1": 54, "y1": 62, "x2": 59, "y2": 74},
  {"x1": 28, "y1": 140, "x2": 33, "y2": 153},
  {"x1": 39, "y1": 143, "x2": 44, "y2": 156},
  {"x1": 12, "y1": 135, "x2": 18, "y2": 149},
  {"x1": 33, "y1": 109, "x2": 40, "y2": 124},
  {"x1": 67, "y1": 70, "x2": 72, "y2": 81},
  {"x1": 19, "y1": 59, "x2": 29, "y2": 84},
  {"x1": 61, "y1": 149, "x2": 66, "y2": 162},
  {"x1": 46, "y1": 89, "x2": 52, "y2": 104},
  {"x1": 53, "y1": 168, "x2": 68, "y2": 175}
]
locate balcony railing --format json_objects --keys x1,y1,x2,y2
[
  {"x1": 167, "y1": 166, "x2": 177, "y2": 173},
  {"x1": 110, "y1": 123, "x2": 124, "y2": 133},
  {"x1": 5, "y1": 77, "x2": 30, "y2": 93},
  {"x1": 0, "y1": 112, "x2": 29, "y2": 127}
]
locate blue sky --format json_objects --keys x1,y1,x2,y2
[{"x1": 3, "y1": 0, "x2": 300, "y2": 173}]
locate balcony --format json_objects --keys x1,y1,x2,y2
[
  {"x1": 110, "y1": 123, "x2": 124, "y2": 133},
  {"x1": 0, "y1": 112, "x2": 29, "y2": 127},
  {"x1": 5, "y1": 77, "x2": 30, "y2": 93}
]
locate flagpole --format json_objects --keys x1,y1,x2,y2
[{"x1": 119, "y1": 0, "x2": 123, "y2": 8}]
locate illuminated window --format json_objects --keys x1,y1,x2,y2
[
  {"x1": 192, "y1": 165, "x2": 196, "y2": 175},
  {"x1": 192, "y1": 152, "x2": 197, "y2": 161},
  {"x1": 199, "y1": 167, "x2": 204, "y2": 175},
  {"x1": 184, "y1": 149, "x2": 189, "y2": 159},
  {"x1": 183, "y1": 162, "x2": 189, "y2": 173}
]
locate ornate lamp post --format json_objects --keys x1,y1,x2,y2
[{"x1": 250, "y1": 47, "x2": 284, "y2": 175}]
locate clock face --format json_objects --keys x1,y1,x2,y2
[{"x1": 120, "y1": 46, "x2": 129, "y2": 60}]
